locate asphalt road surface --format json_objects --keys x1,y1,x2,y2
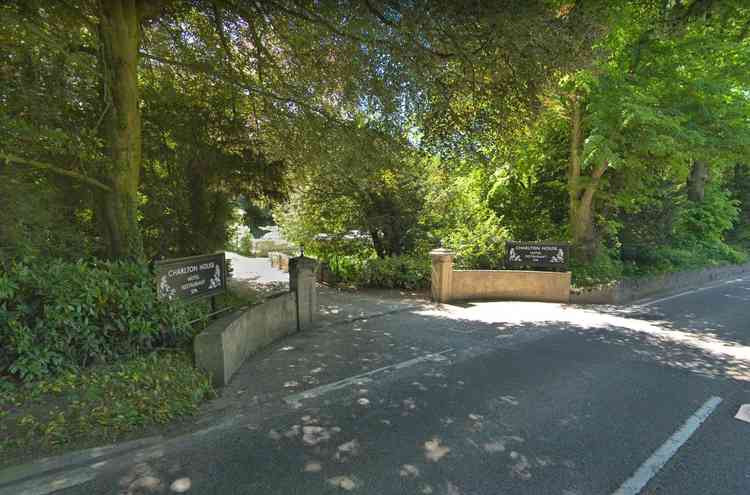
[{"x1": 26, "y1": 277, "x2": 750, "y2": 494}]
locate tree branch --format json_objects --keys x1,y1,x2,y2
[
  {"x1": 1, "y1": 152, "x2": 112, "y2": 192},
  {"x1": 363, "y1": 0, "x2": 455, "y2": 58},
  {"x1": 591, "y1": 159, "x2": 609, "y2": 181},
  {"x1": 139, "y1": 51, "x2": 344, "y2": 124}
]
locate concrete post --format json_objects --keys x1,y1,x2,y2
[
  {"x1": 290, "y1": 256, "x2": 318, "y2": 330},
  {"x1": 430, "y1": 248, "x2": 455, "y2": 303}
]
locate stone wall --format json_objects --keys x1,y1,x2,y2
[
  {"x1": 194, "y1": 257, "x2": 317, "y2": 386},
  {"x1": 430, "y1": 248, "x2": 571, "y2": 303},
  {"x1": 452, "y1": 269, "x2": 571, "y2": 303},
  {"x1": 571, "y1": 261, "x2": 750, "y2": 305}
]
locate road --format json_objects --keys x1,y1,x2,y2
[
  {"x1": 225, "y1": 251, "x2": 290, "y2": 284},
  {"x1": 15, "y1": 277, "x2": 750, "y2": 494}
]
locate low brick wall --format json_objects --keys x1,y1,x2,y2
[
  {"x1": 571, "y1": 262, "x2": 750, "y2": 305},
  {"x1": 279, "y1": 254, "x2": 290, "y2": 273},
  {"x1": 429, "y1": 248, "x2": 570, "y2": 303},
  {"x1": 195, "y1": 257, "x2": 317, "y2": 386},
  {"x1": 452, "y1": 270, "x2": 571, "y2": 303},
  {"x1": 267, "y1": 252, "x2": 290, "y2": 272}
]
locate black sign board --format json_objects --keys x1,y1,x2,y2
[
  {"x1": 154, "y1": 253, "x2": 227, "y2": 301},
  {"x1": 506, "y1": 242, "x2": 569, "y2": 270}
]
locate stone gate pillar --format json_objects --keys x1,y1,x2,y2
[
  {"x1": 290, "y1": 256, "x2": 318, "y2": 330},
  {"x1": 430, "y1": 248, "x2": 454, "y2": 303}
]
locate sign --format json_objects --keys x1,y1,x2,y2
[
  {"x1": 154, "y1": 253, "x2": 226, "y2": 301},
  {"x1": 506, "y1": 242, "x2": 569, "y2": 269}
]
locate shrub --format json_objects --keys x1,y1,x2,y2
[
  {"x1": 0, "y1": 258, "x2": 196, "y2": 382},
  {"x1": 356, "y1": 255, "x2": 431, "y2": 290},
  {"x1": 570, "y1": 247, "x2": 624, "y2": 287},
  {"x1": 0, "y1": 352, "x2": 214, "y2": 455},
  {"x1": 443, "y1": 215, "x2": 508, "y2": 270}
]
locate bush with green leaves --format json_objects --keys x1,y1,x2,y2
[
  {"x1": 570, "y1": 246, "x2": 625, "y2": 287},
  {"x1": 443, "y1": 214, "x2": 508, "y2": 270},
  {"x1": 0, "y1": 352, "x2": 214, "y2": 458},
  {"x1": 356, "y1": 255, "x2": 431, "y2": 290},
  {"x1": 0, "y1": 258, "x2": 197, "y2": 382}
]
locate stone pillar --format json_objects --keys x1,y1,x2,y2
[
  {"x1": 430, "y1": 248, "x2": 454, "y2": 303},
  {"x1": 290, "y1": 256, "x2": 318, "y2": 330}
]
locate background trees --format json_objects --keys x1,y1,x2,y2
[{"x1": 1, "y1": 0, "x2": 749, "y2": 285}]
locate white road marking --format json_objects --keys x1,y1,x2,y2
[
  {"x1": 284, "y1": 349, "x2": 453, "y2": 404},
  {"x1": 611, "y1": 396, "x2": 723, "y2": 495},
  {"x1": 734, "y1": 404, "x2": 750, "y2": 423},
  {"x1": 636, "y1": 278, "x2": 745, "y2": 307}
]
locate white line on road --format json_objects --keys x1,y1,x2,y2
[
  {"x1": 283, "y1": 348, "x2": 454, "y2": 404},
  {"x1": 611, "y1": 396, "x2": 723, "y2": 495},
  {"x1": 636, "y1": 278, "x2": 745, "y2": 307}
]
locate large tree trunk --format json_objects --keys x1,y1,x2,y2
[
  {"x1": 567, "y1": 93, "x2": 607, "y2": 261},
  {"x1": 570, "y1": 187, "x2": 598, "y2": 259},
  {"x1": 687, "y1": 159, "x2": 709, "y2": 202},
  {"x1": 97, "y1": 0, "x2": 144, "y2": 259}
]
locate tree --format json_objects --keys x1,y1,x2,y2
[
  {"x1": 559, "y1": 1, "x2": 750, "y2": 259},
  {"x1": 1, "y1": 1, "x2": 402, "y2": 259},
  {"x1": 1, "y1": 1, "x2": 166, "y2": 259},
  {"x1": 276, "y1": 120, "x2": 426, "y2": 258}
]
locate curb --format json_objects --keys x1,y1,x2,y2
[{"x1": 0, "y1": 435, "x2": 162, "y2": 492}]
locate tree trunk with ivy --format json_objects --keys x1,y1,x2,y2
[
  {"x1": 568, "y1": 93, "x2": 608, "y2": 261},
  {"x1": 96, "y1": 0, "x2": 144, "y2": 259}
]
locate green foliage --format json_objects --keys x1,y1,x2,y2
[
  {"x1": 0, "y1": 259, "x2": 196, "y2": 382},
  {"x1": 443, "y1": 215, "x2": 507, "y2": 270},
  {"x1": 424, "y1": 165, "x2": 508, "y2": 269},
  {"x1": 570, "y1": 247, "x2": 624, "y2": 287},
  {"x1": 621, "y1": 242, "x2": 748, "y2": 279},
  {"x1": 3, "y1": 1, "x2": 750, "y2": 291},
  {"x1": 356, "y1": 255, "x2": 431, "y2": 290},
  {"x1": 276, "y1": 121, "x2": 428, "y2": 258},
  {"x1": 316, "y1": 252, "x2": 429, "y2": 290},
  {"x1": 0, "y1": 352, "x2": 213, "y2": 457},
  {"x1": 728, "y1": 163, "x2": 750, "y2": 248},
  {"x1": 486, "y1": 114, "x2": 569, "y2": 243},
  {"x1": 235, "y1": 233, "x2": 254, "y2": 256},
  {"x1": 675, "y1": 186, "x2": 740, "y2": 244}
]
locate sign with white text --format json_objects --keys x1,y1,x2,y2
[
  {"x1": 506, "y1": 242, "x2": 569, "y2": 270},
  {"x1": 154, "y1": 253, "x2": 226, "y2": 301}
]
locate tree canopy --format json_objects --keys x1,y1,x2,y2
[{"x1": 2, "y1": 0, "x2": 750, "y2": 286}]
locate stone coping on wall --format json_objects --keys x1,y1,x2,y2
[{"x1": 194, "y1": 257, "x2": 317, "y2": 386}]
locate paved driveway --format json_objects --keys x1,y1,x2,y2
[{"x1": 8, "y1": 277, "x2": 750, "y2": 495}]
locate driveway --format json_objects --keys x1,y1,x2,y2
[{"x1": 6, "y1": 277, "x2": 750, "y2": 495}]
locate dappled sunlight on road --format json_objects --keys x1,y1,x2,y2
[{"x1": 415, "y1": 300, "x2": 750, "y2": 380}]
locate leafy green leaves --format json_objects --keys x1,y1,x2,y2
[
  {"x1": 0, "y1": 352, "x2": 213, "y2": 460},
  {"x1": 0, "y1": 259, "x2": 197, "y2": 381}
]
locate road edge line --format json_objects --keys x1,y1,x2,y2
[
  {"x1": 633, "y1": 277, "x2": 745, "y2": 307},
  {"x1": 283, "y1": 348, "x2": 454, "y2": 404},
  {"x1": 611, "y1": 396, "x2": 723, "y2": 495}
]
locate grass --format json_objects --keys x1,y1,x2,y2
[{"x1": 0, "y1": 351, "x2": 214, "y2": 467}]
